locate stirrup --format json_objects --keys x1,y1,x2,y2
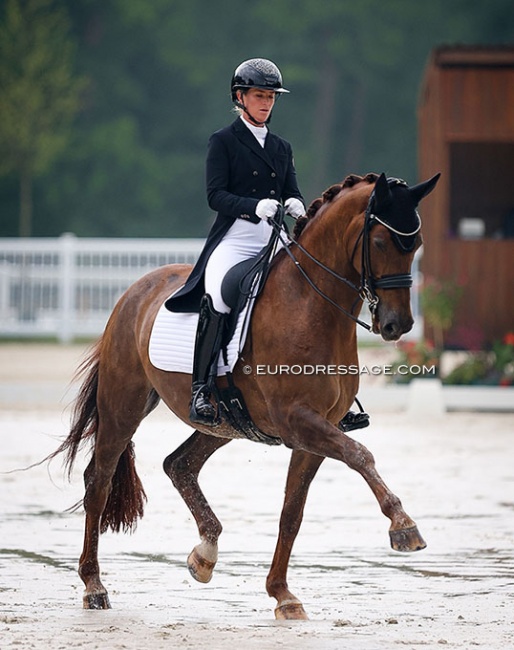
[{"x1": 338, "y1": 398, "x2": 370, "y2": 432}]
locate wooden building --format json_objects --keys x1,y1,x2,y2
[{"x1": 417, "y1": 45, "x2": 514, "y2": 347}]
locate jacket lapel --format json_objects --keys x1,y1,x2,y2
[{"x1": 232, "y1": 118, "x2": 277, "y2": 171}]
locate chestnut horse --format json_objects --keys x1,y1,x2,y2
[{"x1": 54, "y1": 171, "x2": 439, "y2": 619}]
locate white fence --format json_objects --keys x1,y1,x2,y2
[
  {"x1": 0, "y1": 234, "x2": 204, "y2": 343},
  {"x1": 0, "y1": 234, "x2": 423, "y2": 343}
]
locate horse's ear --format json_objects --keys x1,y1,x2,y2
[
  {"x1": 409, "y1": 172, "x2": 441, "y2": 206},
  {"x1": 373, "y1": 172, "x2": 392, "y2": 212}
]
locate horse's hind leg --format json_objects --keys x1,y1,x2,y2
[
  {"x1": 79, "y1": 385, "x2": 154, "y2": 609},
  {"x1": 266, "y1": 450, "x2": 324, "y2": 620},
  {"x1": 163, "y1": 431, "x2": 231, "y2": 583}
]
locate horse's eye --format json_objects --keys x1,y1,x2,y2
[{"x1": 372, "y1": 235, "x2": 387, "y2": 252}]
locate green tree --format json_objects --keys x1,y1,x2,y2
[
  {"x1": 0, "y1": 0, "x2": 84, "y2": 236},
  {"x1": 2, "y1": 0, "x2": 513, "y2": 238}
]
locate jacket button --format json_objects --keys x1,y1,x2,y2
[
  {"x1": 253, "y1": 170, "x2": 258, "y2": 176},
  {"x1": 271, "y1": 172, "x2": 276, "y2": 178},
  {"x1": 270, "y1": 190, "x2": 276, "y2": 196},
  {"x1": 251, "y1": 189, "x2": 256, "y2": 193}
]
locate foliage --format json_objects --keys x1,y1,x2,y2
[
  {"x1": 492, "y1": 332, "x2": 514, "y2": 377},
  {"x1": 392, "y1": 331, "x2": 514, "y2": 386},
  {"x1": 443, "y1": 354, "x2": 492, "y2": 385},
  {"x1": 1, "y1": 0, "x2": 514, "y2": 237},
  {"x1": 420, "y1": 277, "x2": 463, "y2": 351},
  {"x1": 0, "y1": 0, "x2": 85, "y2": 236},
  {"x1": 390, "y1": 340, "x2": 440, "y2": 383}
]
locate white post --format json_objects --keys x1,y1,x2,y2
[{"x1": 59, "y1": 232, "x2": 76, "y2": 344}]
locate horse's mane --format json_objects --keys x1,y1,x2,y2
[{"x1": 293, "y1": 172, "x2": 379, "y2": 238}]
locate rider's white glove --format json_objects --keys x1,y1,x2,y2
[
  {"x1": 255, "y1": 198, "x2": 280, "y2": 222},
  {"x1": 284, "y1": 197, "x2": 305, "y2": 219}
]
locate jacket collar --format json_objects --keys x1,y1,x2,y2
[{"x1": 232, "y1": 118, "x2": 278, "y2": 169}]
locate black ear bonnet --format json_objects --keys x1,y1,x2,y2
[
  {"x1": 367, "y1": 172, "x2": 440, "y2": 253},
  {"x1": 367, "y1": 177, "x2": 421, "y2": 253}
]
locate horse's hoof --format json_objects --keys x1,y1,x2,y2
[
  {"x1": 187, "y1": 547, "x2": 216, "y2": 583},
  {"x1": 274, "y1": 601, "x2": 309, "y2": 620},
  {"x1": 83, "y1": 591, "x2": 111, "y2": 610},
  {"x1": 389, "y1": 525, "x2": 427, "y2": 552}
]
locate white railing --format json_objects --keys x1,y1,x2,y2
[
  {"x1": 0, "y1": 234, "x2": 204, "y2": 343},
  {"x1": 0, "y1": 234, "x2": 423, "y2": 343}
]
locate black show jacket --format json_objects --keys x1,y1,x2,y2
[{"x1": 166, "y1": 118, "x2": 303, "y2": 312}]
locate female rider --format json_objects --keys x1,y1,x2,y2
[{"x1": 166, "y1": 58, "x2": 305, "y2": 426}]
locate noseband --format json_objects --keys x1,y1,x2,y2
[{"x1": 272, "y1": 178, "x2": 421, "y2": 332}]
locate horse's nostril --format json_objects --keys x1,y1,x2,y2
[
  {"x1": 383, "y1": 322, "x2": 396, "y2": 335},
  {"x1": 382, "y1": 321, "x2": 402, "y2": 341}
]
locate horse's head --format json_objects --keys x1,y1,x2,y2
[{"x1": 354, "y1": 172, "x2": 440, "y2": 341}]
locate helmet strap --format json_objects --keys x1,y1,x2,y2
[{"x1": 236, "y1": 92, "x2": 270, "y2": 127}]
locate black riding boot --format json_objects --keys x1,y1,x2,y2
[
  {"x1": 189, "y1": 294, "x2": 227, "y2": 426},
  {"x1": 338, "y1": 398, "x2": 370, "y2": 432}
]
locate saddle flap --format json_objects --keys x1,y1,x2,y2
[{"x1": 220, "y1": 247, "x2": 268, "y2": 310}]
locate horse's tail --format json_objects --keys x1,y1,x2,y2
[{"x1": 52, "y1": 338, "x2": 146, "y2": 534}]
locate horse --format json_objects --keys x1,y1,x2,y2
[{"x1": 52, "y1": 171, "x2": 440, "y2": 620}]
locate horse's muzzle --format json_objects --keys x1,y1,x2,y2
[{"x1": 375, "y1": 307, "x2": 414, "y2": 341}]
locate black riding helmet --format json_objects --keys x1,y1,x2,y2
[
  {"x1": 231, "y1": 58, "x2": 289, "y2": 125},
  {"x1": 231, "y1": 58, "x2": 289, "y2": 101}
]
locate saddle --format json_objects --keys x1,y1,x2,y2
[
  {"x1": 220, "y1": 246, "x2": 269, "y2": 345},
  {"x1": 215, "y1": 245, "x2": 282, "y2": 446}
]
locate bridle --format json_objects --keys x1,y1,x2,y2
[
  {"x1": 270, "y1": 179, "x2": 421, "y2": 332},
  {"x1": 356, "y1": 178, "x2": 421, "y2": 321}
]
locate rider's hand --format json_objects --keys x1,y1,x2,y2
[
  {"x1": 284, "y1": 197, "x2": 305, "y2": 219},
  {"x1": 255, "y1": 199, "x2": 280, "y2": 222}
]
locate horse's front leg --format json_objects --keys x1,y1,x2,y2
[
  {"x1": 279, "y1": 406, "x2": 426, "y2": 552},
  {"x1": 163, "y1": 431, "x2": 231, "y2": 583},
  {"x1": 266, "y1": 450, "x2": 324, "y2": 620}
]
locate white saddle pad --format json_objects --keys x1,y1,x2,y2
[{"x1": 148, "y1": 289, "x2": 254, "y2": 375}]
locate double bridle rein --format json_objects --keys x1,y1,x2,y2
[{"x1": 271, "y1": 180, "x2": 421, "y2": 332}]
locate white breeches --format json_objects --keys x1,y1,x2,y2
[{"x1": 205, "y1": 218, "x2": 276, "y2": 313}]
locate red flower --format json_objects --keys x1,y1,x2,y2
[{"x1": 503, "y1": 332, "x2": 514, "y2": 346}]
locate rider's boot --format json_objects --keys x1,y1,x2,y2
[
  {"x1": 338, "y1": 398, "x2": 370, "y2": 432},
  {"x1": 189, "y1": 294, "x2": 227, "y2": 426}
]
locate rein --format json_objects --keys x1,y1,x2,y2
[
  {"x1": 273, "y1": 222, "x2": 373, "y2": 330},
  {"x1": 271, "y1": 180, "x2": 421, "y2": 332}
]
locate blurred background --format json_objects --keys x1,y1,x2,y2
[
  {"x1": 1, "y1": 0, "x2": 513, "y2": 239},
  {"x1": 0, "y1": 0, "x2": 513, "y2": 387}
]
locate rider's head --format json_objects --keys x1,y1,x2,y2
[{"x1": 231, "y1": 58, "x2": 289, "y2": 126}]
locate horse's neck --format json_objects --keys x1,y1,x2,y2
[
  {"x1": 295, "y1": 204, "x2": 363, "y2": 308},
  {"x1": 260, "y1": 208, "x2": 364, "y2": 354}
]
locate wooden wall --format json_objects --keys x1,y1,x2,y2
[{"x1": 418, "y1": 46, "x2": 514, "y2": 346}]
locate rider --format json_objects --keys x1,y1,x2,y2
[
  {"x1": 166, "y1": 58, "x2": 305, "y2": 426},
  {"x1": 166, "y1": 57, "x2": 369, "y2": 433}
]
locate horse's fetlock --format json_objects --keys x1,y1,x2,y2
[
  {"x1": 381, "y1": 493, "x2": 402, "y2": 518},
  {"x1": 266, "y1": 577, "x2": 288, "y2": 598},
  {"x1": 198, "y1": 513, "x2": 223, "y2": 541}
]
